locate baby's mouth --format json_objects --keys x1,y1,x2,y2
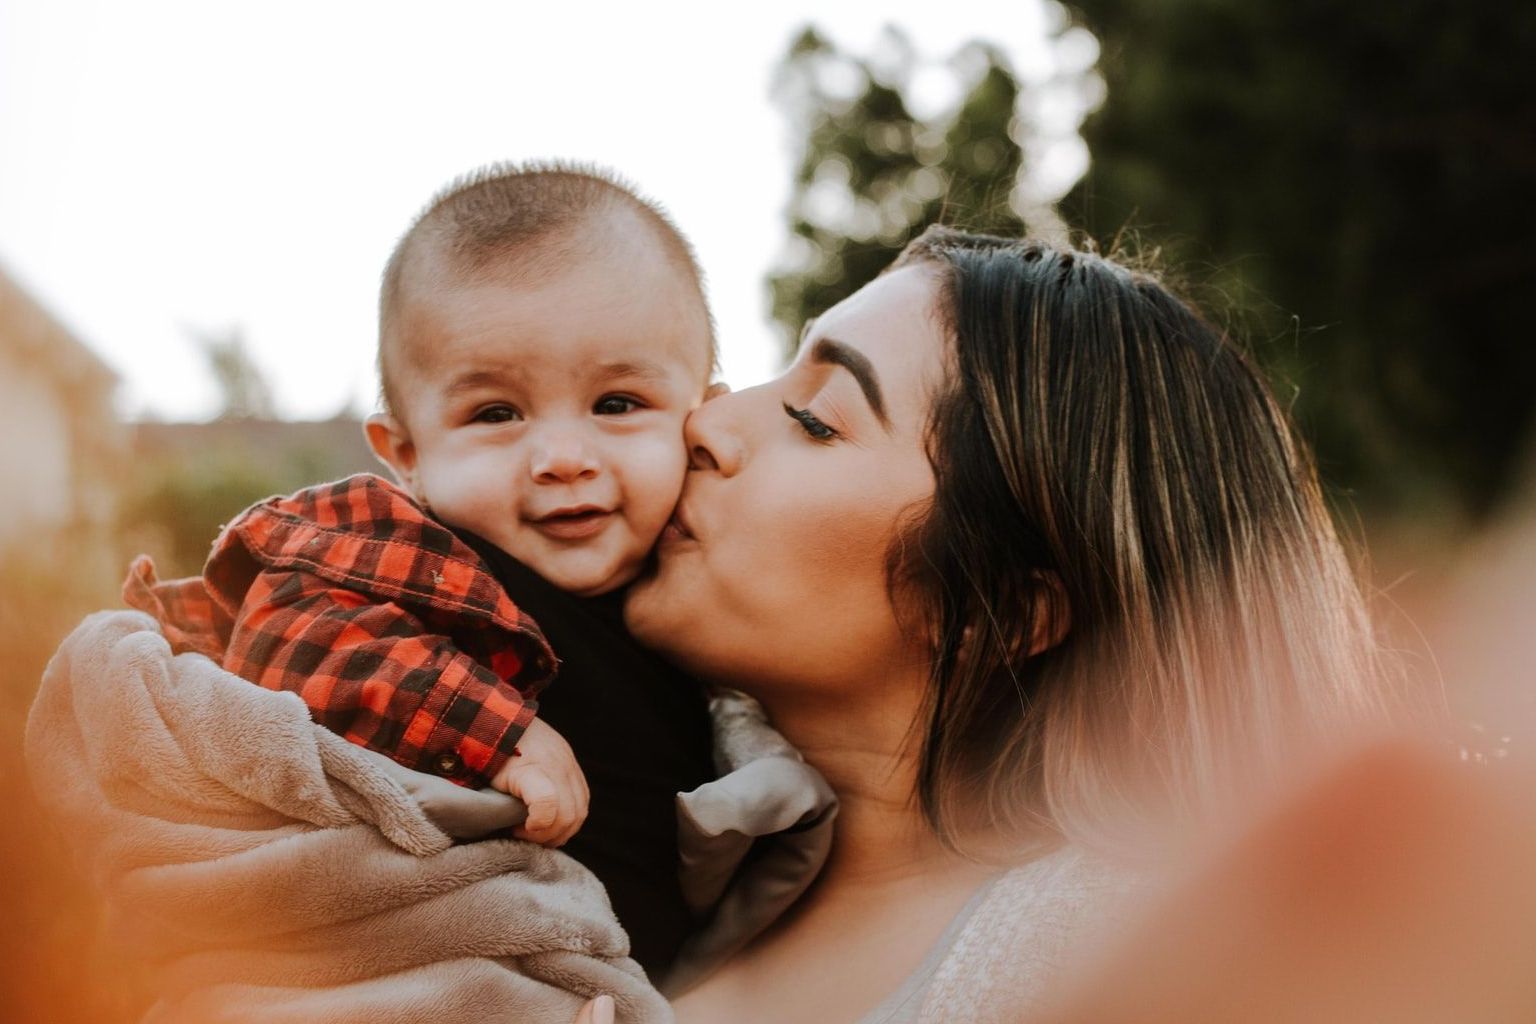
[{"x1": 530, "y1": 506, "x2": 613, "y2": 541}]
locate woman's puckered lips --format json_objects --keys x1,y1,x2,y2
[{"x1": 661, "y1": 505, "x2": 696, "y2": 543}]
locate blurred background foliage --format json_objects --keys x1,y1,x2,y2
[
  {"x1": 121, "y1": 418, "x2": 374, "y2": 578},
  {"x1": 768, "y1": 26, "x2": 1029, "y2": 348},
  {"x1": 1062, "y1": 0, "x2": 1536, "y2": 525},
  {"x1": 767, "y1": 2, "x2": 1536, "y2": 528},
  {"x1": 118, "y1": 327, "x2": 376, "y2": 577}
]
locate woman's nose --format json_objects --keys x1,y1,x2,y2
[
  {"x1": 684, "y1": 386, "x2": 747, "y2": 476},
  {"x1": 529, "y1": 430, "x2": 599, "y2": 483}
]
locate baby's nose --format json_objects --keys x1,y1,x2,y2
[{"x1": 530, "y1": 433, "x2": 600, "y2": 483}]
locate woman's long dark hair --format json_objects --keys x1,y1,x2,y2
[{"x1": 890, "y1": 227, "x2": 1391, "y2": 852}]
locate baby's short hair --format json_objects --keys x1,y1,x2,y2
[{"x1": 377, "y1": 160, "x2": 713, "y2": 417}]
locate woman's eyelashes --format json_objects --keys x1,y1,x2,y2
[{"x1": 782, "y1": 402, "x2": 840, "y2": 442}]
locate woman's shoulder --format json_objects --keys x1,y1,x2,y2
[{"x1": 917, "y1": 845, "x2": 1145, "y2": 1024}]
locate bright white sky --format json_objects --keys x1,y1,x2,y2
[{"x1": 0, "y1": 0, "x2": 1095, "y2": 421}]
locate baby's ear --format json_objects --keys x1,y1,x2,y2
[{"x1": 363, "y1": 413, "x2": 420, "y2": 495}]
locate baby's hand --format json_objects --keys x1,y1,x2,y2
[{"x1": 491, "y1": 717, "x2": 589, "y2": 847}]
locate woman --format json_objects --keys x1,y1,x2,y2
[
  {"x1": 588, "y1": 226, "x2": 1390, "y2": 1023},
  {"x1": 29, "y1": 222, "x2": 1389, "y2": 1023}
]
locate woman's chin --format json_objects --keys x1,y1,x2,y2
[{"x1": 621, "y1": 554, "x2": 685, "y2": 645}]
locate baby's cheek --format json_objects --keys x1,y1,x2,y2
[{"x1": 623, "y1": 431, "x2": 690, "y2": 525}]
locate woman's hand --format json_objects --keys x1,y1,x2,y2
[{"x1": 572, "y1": 994, "x2": 615, "y2": 1024}]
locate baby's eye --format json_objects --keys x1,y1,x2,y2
[
  {"x1": 472, "y1": 404, "x2": 522, "y2": 424},
  {"x1": 594, "y1": 394, "x2": 643, "y2": 416}
]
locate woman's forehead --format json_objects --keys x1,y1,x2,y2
[
  {"x1": 800, "y1": 264, "x2": 947, "y2": 417},
  {"x1": 815, "y1": 263, "x2": 938, "y2": 331}
]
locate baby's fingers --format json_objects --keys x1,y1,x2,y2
[
  {"x1": 510, "y1": 767, "x2": 561, "y2": 842},
  {"x1": 572, "y1": 994, "x2": 614, "y2": 1024},
  {"x1": 555, "y1": 775, "x2": 590, "y2": 848}
]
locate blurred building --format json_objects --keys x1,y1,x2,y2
[
  {"x1": 0, "y1": 265, "x2": 123, "y2": 560},
  {"x1": 130, "y1": 416, "x2": 375, "y2": 477}
]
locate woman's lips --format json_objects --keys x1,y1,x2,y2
[
  {"x1": 530, "y1": 508, "x2": 612, "y2": 541},
  {"x1": 659, "y1": 508, "x2": 696, "y2": 546}
]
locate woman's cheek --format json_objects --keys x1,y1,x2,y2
[{"x1": 730, "y1": 477, "x2": 907, "y2": 659}]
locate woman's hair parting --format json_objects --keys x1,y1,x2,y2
[{"x1": 889, "y1": 225, "x2": 1396, "y2": 855}]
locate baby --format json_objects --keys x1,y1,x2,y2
[{"x1": 124, "y1": 163, "x2": 720, "y2": 975}]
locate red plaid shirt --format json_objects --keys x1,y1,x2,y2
[{"x1": 123, "y1": 474, "x2": 558, "y2": 788}]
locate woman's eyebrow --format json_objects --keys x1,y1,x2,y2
[
  {"x1": 810, "y1": 337, "x2": 889, "y2": 428},
  {"x1": 798, "y1": 317, "x2": 818, "y2": 348}
]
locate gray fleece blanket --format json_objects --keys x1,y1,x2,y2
[{"x1": 25, "y1": 610, "x2": 837, "y2": 1023}]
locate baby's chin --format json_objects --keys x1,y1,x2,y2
[
  {"x1": 619, "y1": 567, "x2": 664, "y2": 640},
  {"x1": 530, "y1": 553, "x2": 646, "y2": 599}
]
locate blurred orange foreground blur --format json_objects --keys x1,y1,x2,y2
[{"x1": 1045, "y1": 739, "x2": 1536, "y2": 1023}]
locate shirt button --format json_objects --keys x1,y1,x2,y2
[{"x1": 433, "y1": 751, "x2": 463, "y2": 776}]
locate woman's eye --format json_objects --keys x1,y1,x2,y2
[
  {"x1": 594, "y1": 394, "x2": 642, "y2": 415},
  {"x1": 782, "y1": 402, "x2": 839, "y2": 442},
  {"x1": 472, "y1": 404, "x2": 521, "y2": 424}
]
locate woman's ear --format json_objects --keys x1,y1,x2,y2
[
  {"x1": 956, "y1": 571, "x2": 1072, "y2": 665},
  {"x1": 1024, "y1": 570, "x2": 1072, "y2": 658},
  {"x1": 363, "y1": 414, "x2": 421, "y2": 497}
]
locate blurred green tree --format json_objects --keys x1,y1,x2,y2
[
  {"x1": 192, "y1": 326, "x2": 276, "y2": 421},
  {"x1": 768, "y1": 26, "x2": 1039, "y2": 357},
  {"x1": 118, "y1": 419, "x2": 376, "y2": 579},
  {"x1": 117, "y1": 330, "x2": 375, "y2": 578},
  {"x1": 1061, "y1": 0, "x2": 1536, "y2": 522},
  {"x1": 117, "y1": 452, "x2": 290, "y2": 577}
]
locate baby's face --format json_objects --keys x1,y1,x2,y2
[{"x1": 382, "y1": 246, "x2": 712, "y2": 596}]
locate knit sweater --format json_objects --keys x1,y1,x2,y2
[{"x1": 857, "y1": 847, "x2": 1137, "y2": 1024}]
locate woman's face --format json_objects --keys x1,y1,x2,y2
[{"x1": 624, "y1": 264, "x2": 947, "y2": 702}]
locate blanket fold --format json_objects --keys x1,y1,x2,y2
[
  {"x1": 663, "y1": 691, "x2": 839, "y2": 995},
  {"x1": 27, "y1": 611, "x2": 666, "y2": 1022},
  {"x1": 28, "y1": 610, "x2": 838, "y2": 1021}
]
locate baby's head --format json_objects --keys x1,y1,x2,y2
[{"x1": 366, "y1": 163, "x2": 716, "y2": 597}]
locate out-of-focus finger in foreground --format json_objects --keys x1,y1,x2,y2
[{"x1": 1042, "y1": 738, "x2": 1536, "y2": 1024}]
